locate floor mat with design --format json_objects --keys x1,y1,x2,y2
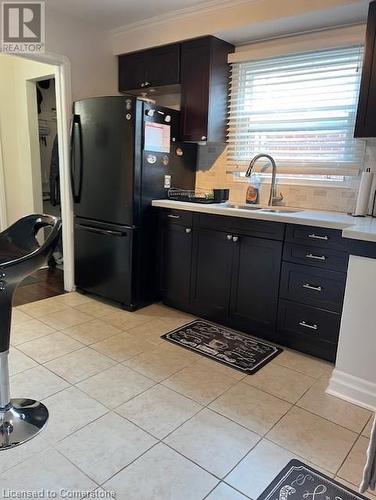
[
  {"x1": 257, "y1": 460, "x2": 368, "y2": 500},
  {"x1": 161, "y1": 319, "x2": 282, "y2": 374}
]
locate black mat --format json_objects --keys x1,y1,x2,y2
[
  {"x1": 257, "y1": 460, "x2": 368, "y2": 500},
  {"x1": 161, "y1": 319, "x2": 282, "y2": 374}
]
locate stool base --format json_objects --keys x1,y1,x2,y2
[{"x1": 0, "y1": 399, "x2": 49, "y2": 450}]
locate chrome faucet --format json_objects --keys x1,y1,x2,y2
[{"x1": 245, "y1": 153, "x2": 283, "y2": 206}]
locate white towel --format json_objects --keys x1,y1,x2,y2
[{"x1": 361, "y1": 414, "x2": 376, "y2": 493}]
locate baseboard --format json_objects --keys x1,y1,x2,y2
[{"x1": 327, "y1": 369, "x2": 376, "y2": 411}]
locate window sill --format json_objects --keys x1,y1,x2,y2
[{"x1": 230, "y1": 174, "x2": 359, "y2": 189}]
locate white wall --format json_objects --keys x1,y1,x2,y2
[
  {"x1": 0, "y1": 55, "x2": 56, "y2": 224},
  {"x1": 328, "y1": 255, "x2": 376, "y2": 410},
  {"x1": 45, "y1": 7, "x2": 117, "y2": 100},
  {"x1": 0, "y1": 7, "x2": 117, "y2": 226},
  {"x1": 0, "y1": 136, "x2": 7, "y2": 230},
  {"x1": 229, "y1": 24, "x2": 366, "y2": 62},
  {"x1": 0, "y1": 56, "x2": 14, "y2": 229}
]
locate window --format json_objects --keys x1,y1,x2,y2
[{"x1": 228, "y1": 46, "x2": 365, "y2": 179}]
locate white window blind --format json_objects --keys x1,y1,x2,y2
[{"x1": 228, "y1": 46, "x2": 365, "y2": 176}]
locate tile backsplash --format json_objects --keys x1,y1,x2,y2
[{"x1": 195, "y1": 143, "x2": 376, "y2": 213}]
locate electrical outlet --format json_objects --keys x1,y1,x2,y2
[{"x1": 164, "y1": 175, "x2": 171, "y2": 189}]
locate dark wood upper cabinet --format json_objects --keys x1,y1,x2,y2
[
  {"x1": 118, "y1": 36, "x2": 234, "y2": 142},
  {"x1": 180, "y1": 36, "x2": 234, "y2": 142},
  {"x1": 118, "y1": 43, "x2": 180, "y2": 92},
  {"x1": 146, "y1": 44, "x2": 181, "y2": 88},
  {"x1": 118, "y1": 51, "x2": 148, "y2": 92},
  {"x1": 355, "y1": 0, "x2": 376, "y2": 137}
]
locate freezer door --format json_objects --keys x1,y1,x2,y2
[
  {"x1": 74, "y1": 220, "x2": 137, "y2": 307},
  {"x1": 72, "y1": 96, "x2": 142, "y2": 226}
]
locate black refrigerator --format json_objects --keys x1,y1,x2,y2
[{"x1": 71, "y1": 95, "x2": 197, "y2": 310}]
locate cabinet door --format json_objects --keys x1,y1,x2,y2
[
  {"x1": 145, "y1": 44, "x2": 180, "y2": 87},
  {"x1": 180, "y1": 38, "x2": 210, "y2": 141},
  {"x1": 230, "y1": 235, "x2": 283, "y2": 335},
  {"x1": 119, "y1": 44, "x2": 180, "y2": 92},
  {"x1": 191, "y1": 228, "x2": 233, "y2": 321},
  {"x1": 118, "y1": 52, "x2": 147, "y2": 91},
  {"x1": 159, "y1": 222, "x2": 193, "y2": 308},
  {"x1": 355, "y1": 1, "x2": 376, "y2": 137}
]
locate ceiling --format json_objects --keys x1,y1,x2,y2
[
  {"x1": 45, "y1": 0, "x2": 216, "y2": 31},
  {"x1": 45, "y1": 0, "x2": 369, "y2": 45}
]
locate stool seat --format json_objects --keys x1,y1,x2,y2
[
  {"x1": 0, "y1": 214, "x2": 57, "y2": 268},
  {"x1": 0, "y1": 239, "x2": 38, "y2": 265},
  {"x1": 0, "y1": 214, "x2": 61, "y2": 450}
]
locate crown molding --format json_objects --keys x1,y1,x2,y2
[
  {"x1": 234, "y1": 21, "x2": 365, "y2": 47},
  {"x1": 111, "y1": 0, "x2": 255, "y2": 36}
]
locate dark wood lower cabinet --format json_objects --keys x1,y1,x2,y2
[
  {"x1": 190, "y1": 227, "x2": 282, "y2": 331},
  {"x1": 277, "y1": 300, "x2": 340, "y2": 362},
  {"x1": 156, "y1": 209, "x2": 348, "y2": 362},
  {"x1": 159, "y1": 210, "x2": 283, "y2": 333},
  {"x1": 158, "y1": 221, "x2": 193, "y2": 309},
  {"x1": 190, "y1": 227, "x2": 233, "y2": 321},
  {"x1": 278, "y1": 226, "x2": 348, "y2": 362},
  {"x1": 230, "y1": 235, "x2": 282, "y2": 336}
]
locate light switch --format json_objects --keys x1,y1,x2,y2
[{"x1": 164, "y1": 175, "x2": 171, "y2": 189}]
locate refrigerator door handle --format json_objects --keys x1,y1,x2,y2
[
  {"x1": 75, "y1": 224, "x2": 126, "y2": 237},
  {"x1": 70, "y1": 114, "x2": 83, "y2": 203}
]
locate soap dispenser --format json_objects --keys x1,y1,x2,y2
[{"x1": 246, "y1": 173, "x2": 260, "y2": 204}]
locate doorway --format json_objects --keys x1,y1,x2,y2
[
  {"x1": 0, "y1": 53, "x2": 74, "y2": 303},
  {"x1": 37, "y1": 79, "x2": 64, "y2": 264},
  {"x1": 15, "y1": 77, "x2": 65, "y2": 306}
]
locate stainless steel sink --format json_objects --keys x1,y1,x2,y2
[
  {"x1": 260, "y1": 208, "x2": 303, "y2": 213},
  {"x1": 225, "y1": 203, "x2": 263, "y2": 211},
  {"x1": 225, "y1": 203, "x2": 303, "y2": 213}
]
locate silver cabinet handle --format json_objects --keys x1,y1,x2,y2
[
  {"x1": 302, "y1": 283, "x2": 322, "y2": 292},
  {"x1": 299, "y1": 321, "x2": 318, "y2": 331},
  {"x1": 144, "y1": 81, "x2": 151, "y2": 87},
  {"x1": 167, "y1": 214, "x2": 180, "y2": 219},
  {"x1": 201, "y1": 136, "x2": 207, "y2": 141},
  {"x1": 226, "y1": 234, "x2": 233, "y2": 240},
  {"x1": 308, "y1": 233, "x2": 328, "y2": 241},
  {"x1": 185, "y1": 228, "x2": 191, "y2": 234},
  {"x1": 305, "y1": 253, "x2": 326, "y2": 261}
]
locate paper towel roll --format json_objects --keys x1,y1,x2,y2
[
  {"x1": 354, "y1": 170, "x2": 374, "y2": 216},
  {"x1": 368, "y1": 174, "x2": 376, "y2": 215}
]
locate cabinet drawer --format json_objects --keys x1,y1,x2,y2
[
  {"x1": 283, "y1": 243, "x2": 348, "y2": 272},
  {"x1": 278, "y1": 299, "x2": 341, "y2": 344},
  {"x1": 280, "y1": 263, "x2": 346, "y2": 313},
  {"x1": 196, "y1": 213, "x2": 285, "y2": 240},
  {"x1": 286, "y1": 225, "x2": 347, "y2": 251},
  {"x1": 160, "y1": 209, "x2": 193, "y2": 227}
]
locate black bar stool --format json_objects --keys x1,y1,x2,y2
[{"x1": 0, "y1": 214, "x2": 62, "y2": 450}]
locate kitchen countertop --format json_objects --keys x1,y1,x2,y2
[{"x1": 151, "y1": 199, "x2": 376, "y2": 243}]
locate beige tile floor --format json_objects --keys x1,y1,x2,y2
[{"x1": 1, "y1": 292, "x2": 373, "y2": 499}]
